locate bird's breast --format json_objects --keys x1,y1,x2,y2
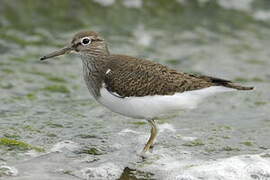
[{"x1": 82, "y1": 59, "x2": 102, "y2": 99}]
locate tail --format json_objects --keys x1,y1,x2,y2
[
  {"x1": 198, "y1": 75, "x2": 254, "y2": 91},
  {"x1": 223, "y1": 82, "x2": 254, "y2": 90}
]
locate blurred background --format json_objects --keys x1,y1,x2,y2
[{"x1": 0, "y1": 0, "x2": 270, "y2": 179}]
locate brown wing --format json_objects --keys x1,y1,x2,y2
[
  {"x1": 104, "y1": 55, "x2": 210, "y2": 97},
  {"x1": 103, "y1": 55, "x2": 253, "y2": 97}
]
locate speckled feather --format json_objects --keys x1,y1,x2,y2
[{"x1": 101, "y1": 55, "x2": 253, "y2": 97}]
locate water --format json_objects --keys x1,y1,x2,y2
[{"x1": 0, "y1": 0, "x2": 270, "y2": 179}]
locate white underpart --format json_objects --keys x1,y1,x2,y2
[{"x1": 97, "y1": 86, "x2": 236, "y2": 119}]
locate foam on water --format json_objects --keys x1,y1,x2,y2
[
  {"x1": 179, "y1": 136, "x2": 197, "y2": 142},
  {"x1": 50, "y1": 140, "x2": 80, "y2": 153},
  {"x1": 80, "y1": 162, "x2": 123, "y2": 180},
  {"x1": 159, "y1": 123, "x2": 176, "y2": 133},
  {"x1": 25, "y1": 150, "x2": 43, "y2": 157},
  {"x1": 174, "y1": 154, "x2": 270, "y2": 180},
  {"x1": 138, "y1": 150, "x2": 270, "y2": 180},
  {"x1": 118, "y1": 128, "x2": 139, "y2": 135},
  {"x1": 0, "y1": 165, "x2": 18, "y2": 177}
]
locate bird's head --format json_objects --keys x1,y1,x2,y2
[{"x1": 40, "y1": 31, "x2": 108, "y2": 61}]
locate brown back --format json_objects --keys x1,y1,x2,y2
[{"x1": 102, "y1": 55, "x2": 253, "y2": 97}]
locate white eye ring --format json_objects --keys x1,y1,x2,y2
[{"x1": 81, "y1": 37, "x2": 91, "y2": 46}]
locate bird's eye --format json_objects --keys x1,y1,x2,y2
[{"x1": 81, "y1": 37, "x2": 91, "y2": 45}]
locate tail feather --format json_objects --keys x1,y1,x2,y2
[
  {"x1": 197, "y1": 75, "x2": 254, "y2": 91},
  {"x1": 223, "y1": 82, "x2": 254, "y2": 90}
]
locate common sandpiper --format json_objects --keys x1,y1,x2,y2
[{"x1": 40, "y1": 31, "x2": 253, "y2": 153}]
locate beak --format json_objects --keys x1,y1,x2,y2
[{"x1": 40, "y1": 46, "x2": 73, "y2": 61}]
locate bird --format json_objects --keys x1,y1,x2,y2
[{"x1": 40, "y1": 31, "x2": 253, "y2": 154}]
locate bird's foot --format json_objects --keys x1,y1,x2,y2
[
  {"x1": 139, "y1": 144, "x2": 155, "y2": 159},
  {"x1": 149, "y1": 145, "x2": 154, "y2": 152}
]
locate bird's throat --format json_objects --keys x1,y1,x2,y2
[{"x1": 81, "y1": 54, "x2": 107, "y2": 99}]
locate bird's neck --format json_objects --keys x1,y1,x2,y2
[{"x1": 81, "y1": 53, "x2": 109, "y2": 99}]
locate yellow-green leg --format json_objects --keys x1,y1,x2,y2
[{"x1": 142, "y1": 119, "x2": 158, "y2": 153}]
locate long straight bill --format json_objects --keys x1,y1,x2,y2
[{"x1": 40, "y1": 46, "x2": 73, "y2": 60}]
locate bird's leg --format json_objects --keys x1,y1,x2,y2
[{"x1": 142, "y1": 119, "x2": 158, "y2": 153}]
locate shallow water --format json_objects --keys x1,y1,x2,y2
[{"x1": 0, "y1": 0, "x2": 270, "y2": 179}]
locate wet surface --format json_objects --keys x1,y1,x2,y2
[{"x1": 0, "y1": 0, "x2": 270, "y2": 179}]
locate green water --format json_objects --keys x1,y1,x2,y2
[{"x1": 0, "y1": 0, "x2": 270, "y2": 179}]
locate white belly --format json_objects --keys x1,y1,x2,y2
[{"x1": 97, "y1": 86, "x2": 236, "y2": 119}]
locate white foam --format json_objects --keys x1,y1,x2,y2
[
  {"x1": 118, "y1": 128, "x2": 139, "y2": 135},
  {"x1": 81, "y1": 162, "x2": 123, "y2": 180},
  {"x1": 141, "y1": 151, "x2": 270, "y2": 180},
  {"x1": 50, "y1": 140, "x2": 80, "y2": 153},
  {"x1": 159, "y1": 123, "x2": 176, "y2": 133},
  {"x1": 180, "y1": 136, "x2": 198, "y2": 142},
  {"x1": 25, "y1": 149, "x2": 42, "y2": 157},
  {"x1": 0, "y1": 165, "x2": 18, "y2": 176}
]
